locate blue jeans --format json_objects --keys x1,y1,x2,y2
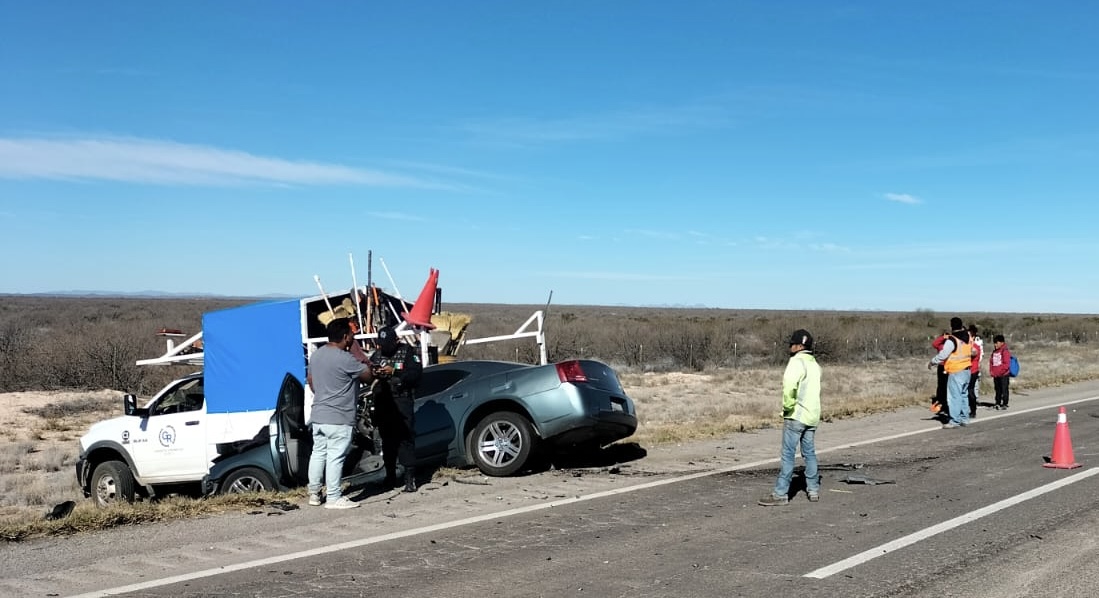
[
  {"x1": 773, "y1": 419, "x2": 819, "y2": 498},
  {"x1": 308, "y1": 423, "x2": 353, "y2": 500},
  {"x1": 947, "y1": 370, "x2": 970, "y2": 425}
]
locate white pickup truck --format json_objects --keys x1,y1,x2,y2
[
  {"x1": 75, "y1": 288, "x2": 429, "y2": 506},
  {"x1": 75, "y1": 284, "x2": 547, "y2": 506}
]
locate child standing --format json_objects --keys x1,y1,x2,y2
[{"x1": 989, "y1": 334, "x2": 1012, "y2": 410}]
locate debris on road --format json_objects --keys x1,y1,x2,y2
[
  {"x1": 839, "y1": 475, "x2": 895, "y2": 485},
  {"x1": 819, "y1": 463, "x2": 864, "y2": 471}
]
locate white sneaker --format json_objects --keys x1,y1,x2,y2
[
  {"x1": 324, "y1": 496, "x2": 360, "y2": 510},
  {"x1": 308, "y1": 493, "x2": 323, "y2": 506}
]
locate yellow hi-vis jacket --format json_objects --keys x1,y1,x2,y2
[
  {"x1": 944, "y1": 335, "x2": 973, "y2": 374},
  {"x1": 782, "y1": 351, "x2": 822, "y2": 426}
]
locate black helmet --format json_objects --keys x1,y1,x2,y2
[
  {"x1": 377, "y1": 326, "x2": 399, "y2": 356},
  {"x1": 789, "y1": 329, "x2": 813, "y2": 350}
]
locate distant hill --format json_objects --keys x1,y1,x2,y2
[{"x1": 14, "y1": 290, "x2": 294, "y2": 300}]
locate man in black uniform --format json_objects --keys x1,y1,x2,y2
[{"x1": 369, "y1": 326, "x2": 422, "y2": 492}]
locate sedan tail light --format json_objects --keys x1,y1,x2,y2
[{"x1": 556, "y1": 360, "x2": 588, "y2": 384}]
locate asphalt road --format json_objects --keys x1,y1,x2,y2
[
  {"x1": 5, "y1": 382, "x2": 1098, "y2": 598},
  {"x1": 93, "y1": 391, "x2": 1099, "y2": 595}
]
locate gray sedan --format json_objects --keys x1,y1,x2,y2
[
  {"x1": 205, "y1": 358, "x2": 637, "y2": 494},
  {"x1": 415, "y1": 358, "x2": 637, "y2": 476}
]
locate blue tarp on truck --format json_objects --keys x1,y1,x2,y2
[{"x1": 202, "y1": 298, "x2": 305, "y2": 414}]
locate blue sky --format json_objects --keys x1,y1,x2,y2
[{"x1": 2, "y1": 2, "x2": 1097, "y2": 313}]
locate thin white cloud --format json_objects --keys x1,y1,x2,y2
[
  {"x1": 366, "y1": 211, "x2": 427, "y2": 222},
  {"x1": 752, "y1": 235, "x2": 792, "y2": 249},
  {"x1": 458, "y1": 100, "x2": 730, "y2": 146},
  {"x1": 810, "y1": 243, "x2": 850, "y2": 253},
  {"x1": 627, "y1": 228, "x2": 681, "y2": 241},
  {"x1": 384, "y1": 159, "x2": 514, "y2": 182},
  {"x1": 542, "y1": 270, "x2": 700, "y2": 282},
  {"x1": 884, "y1": 192, "x2": 923, "y2": 205},
  {"x1": 0, "y1": 136, "x2": 451, "y2": 189},
  {"x1": 835, "y1": 261, "x2": 932, "y2": 271}
]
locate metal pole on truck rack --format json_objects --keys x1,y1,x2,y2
[
  {"x1": 378, "y1": 257, "x2": 406, "y2": 322},
  {"x1": 349, "y1": 252, "x2": 366, "y2": 334},
  {"x1": 366, "y1": 250, "x2": 375, "y2": 333},
  {"x1": 378, "y1": 257, "x2": 404, "y2": 301},
  {"x1": 313, "y1": 275, "x2": 335, "y2": 314}
]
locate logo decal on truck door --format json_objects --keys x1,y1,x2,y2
[{"x1": 159, "y1": 425, "x2": 176, "y2": 447}]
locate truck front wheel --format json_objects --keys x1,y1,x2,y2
[{"x1": 91, "y1": 460, "x2": 136, "y2": 508}]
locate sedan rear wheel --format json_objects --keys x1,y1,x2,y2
[
  {"x1": 219, "y1": 467, "x2": 276, "y2": 494},
  {"x1": 470, "y1": 411, "x2": 537, "y2": 476}
]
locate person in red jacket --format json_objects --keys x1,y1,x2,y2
[
  {"x1": 989, "y1": 334, "x2": 1012, "y2": 410},
  {"x1": 930, "y1": 333, "x2": 949, "y2": 417}
]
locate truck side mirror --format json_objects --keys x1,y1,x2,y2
[{"x1": 123, "y1": 394, "x2": 138, "y2": 416}]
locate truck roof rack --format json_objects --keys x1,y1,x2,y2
[{"x1": 137, "y1": 292, "x2": 548, "y2": 368}]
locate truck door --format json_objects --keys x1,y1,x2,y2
[
  {"x1": 272, "y1": 374, "x2": 310, "y2": 486},
  {"x1": 129, "y1": 377, "x2": 209, "y2": 482}
]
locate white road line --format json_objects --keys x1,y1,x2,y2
[
  {"x1": 804, "y1": 467, "x2": 1099, "y2": 579},
  {"x1": 68, "y1": 395, "x2": 1099, "y2": 598}
]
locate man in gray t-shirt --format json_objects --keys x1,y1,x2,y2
[{"x1": 306, "y1": 318, "x2": 372, "y2": 509}]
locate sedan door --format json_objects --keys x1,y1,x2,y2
[{"x1": 413, "y1": 366, "x2": 472, "y2": 462}]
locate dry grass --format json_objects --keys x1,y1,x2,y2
[
  {"x1": 0, "y1": 441, "x2": 36, "y2": 472},
  {"x1": 620, "y1": 342, "x2": 1099, "y2": 447},
  {"x1": 0, "y1": 493, "x2": 302, "y2": 542}
]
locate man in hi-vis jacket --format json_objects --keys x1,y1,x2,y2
[{"x1": 759, "y1": 329, "x2": 822, "y2": 506}]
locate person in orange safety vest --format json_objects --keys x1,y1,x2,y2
[{"x1": 928, "y1": 317, "x2": 973, "y2": 429}]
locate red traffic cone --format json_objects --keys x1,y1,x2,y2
[
  {"x1": 402, "y1": 268, "x2": 438, "y2": 330},
  {"x1": 1043, "y1": 406, "x2": 1081, "y2": 469}
]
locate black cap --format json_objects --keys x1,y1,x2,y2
[
  {"x1": 789, "y1": 329, "x2": 813, "y2": 350},
  {"x1": 950, "y1": 317, "x2": 964, "y2": 331}
]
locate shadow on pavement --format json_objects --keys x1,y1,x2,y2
[{"x1": 542, "y1": 442, "x2": 649, "y2": 470}]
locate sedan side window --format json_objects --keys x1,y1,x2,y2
[{"x1": 416, "y1": 370, "x2": 469, "y2": 398}]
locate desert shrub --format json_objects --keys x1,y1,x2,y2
[
  {"x1": 0, "y1": 295, "x2": 244, "y2": 393},
  {"x1": 0, "y1": 321, "x2": 33, "y2": 390},
  {"x1": 21, "y1": 395, "x2": 116, "y2": 419},
  {"x1": 2, "y1": 295, "x2": 1098, "y2": 390}
]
